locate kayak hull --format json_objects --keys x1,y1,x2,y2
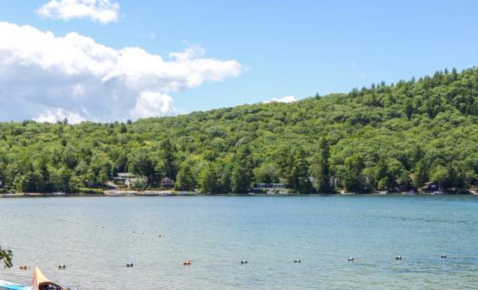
[
  {"x1": 0, "y1": 280, "x2": 31, "y2": 290},
  {"x1": 32, "y1": 268, "x2": 66, "y2": 290}
]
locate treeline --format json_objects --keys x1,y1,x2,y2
[{"x1": 2, "y1": 67, "x2": 478, "y2": 194}]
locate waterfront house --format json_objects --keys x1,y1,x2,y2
[
  {"x1": 253, "y1": 183, "x2": 286, "y2": 191},
  {"x1": 160, "y1": 177, "x2": 175, "y2": 189},
  {"x1": 114, "y1": 173, "x2": 139, "y2": 188},
  {"x1": 114, "y1": 173, "x2": 136, "y2": 181},
  {"x1": 421, "y1": 181, "x2": 439, "y2": 193},
  {"x1": 398, "y1": 184, "x2": 415, "y2": 193}
]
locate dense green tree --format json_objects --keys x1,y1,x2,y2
[
  {"x1": 254, "y1": 162, "x2": 280, "y2": 183},
  {"x1": 175, "y1": 160, "x2": 196, "y2": 191},
  {"x1": 231, "y1": 147, "x2": 253, "y2": 194},
  {"x1": 413, "y1": 159, "x2": 429, "y2": 188},
  {"x1": 129, "y1": 151, "x2": 154, "y2": 178},
  {"x1": 431, "y1": 166, "x2": 448, "y2": 191},
  {"x1": 50, "y1": 167, "x2": 72, "y2": 192},
  {"x1": 199, "y1": 163, "x2": 219, "y2": 194},
  {"x1": 291, "y1": 147, "x2": 312, "y2": 193},
  {"x1": 157, "y1": 139, "x2": 178, "y2": 179},
  {"x1": 309, "y1": 138, "x2": 331, "y2": 193},
  {"x1": 217, "y1": 163, "x2": 232, "y2": 193},
  {"x1": 404, "y1": 99, "x2": 414, "y2": 120},
  {"x1": 339, "y1": 154, "x2": 365, "y2": 192}
]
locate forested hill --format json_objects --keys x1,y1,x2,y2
[{"x1": 2, "y1": 67, "x2": 478, "y2": 194}]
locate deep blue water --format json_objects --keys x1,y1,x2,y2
[{"x1": 1, "y1": 195, "x2": 478, "y2": 289}]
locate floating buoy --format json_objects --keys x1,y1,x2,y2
[
  {"x1": 441, "y1": 255, "x2": 447, "y2": 259},
  {"x1": 183, "y1": 261, "x2": 192, "y2": 266},
  {"x1": 348, "y1": 257, "x2": 354, "y2": 262},
  {"x1": 395, "y1": 256, "x2": 402, "y2": 261}
]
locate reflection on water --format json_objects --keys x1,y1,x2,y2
[{"x1": 1, "y1": 195, "x2": 478, "y2": 290}]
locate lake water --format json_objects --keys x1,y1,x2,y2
[{"x1": 1, "y1": 195, "x2": 478, "y2": 290}]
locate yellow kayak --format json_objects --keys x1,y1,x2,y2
[{"x1": 32, "y1": 268, "x2": 66, "y2": 290}]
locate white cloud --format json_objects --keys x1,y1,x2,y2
[
  {"x1": 37, "y1": 0, "x2": 120, "y2": 24},
  {"x1": 169, "y1": 45, "x2": 206, "y2": 61},
  {"x1": 0, "y1": 22, "x2": 242, "y2": 123},
  {"x1": 131, "y1": 92, "x2": 175, "y2": 119},
  {"x1": 264, "y1": 96, "x2": 297, "y2": 104},
  {"x1": 34, "y1": 109, "x2": 86, "y2": 124}
]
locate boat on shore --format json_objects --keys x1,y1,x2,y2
[
  {"x1": 0, "y1": 280, "x2": 30, "y2": 290},
  {"x1": 0, "y1": 267, "x2": 67, "y2": 290}
]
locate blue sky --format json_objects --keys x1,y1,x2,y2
[{"x1": 1, "y1": 0, "x2": 478, "y2": 122}]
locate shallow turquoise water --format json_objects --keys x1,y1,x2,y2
[{"x1": 1, "y1": 195, "x2": 478, "y2": 289}]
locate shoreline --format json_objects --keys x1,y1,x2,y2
[{"x1": 0, "y1": 191, "x2": 476, "y2": 198}]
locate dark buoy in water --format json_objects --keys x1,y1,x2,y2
[
  {"x1": 294, "y1": 259, "x2": 301, "y2": 263},
  {"x1": 348, "y1": 257, "x2": 354, "y2": 262},
  {"x1": 441, "y1": 255, "x2": 447, "y2": 259},
  {"x1": 241, "y1": 260, "x2": 248, "y2": 264},
  {"x1": 395, "y1": 256, "x2": 402, "y2": 261}
]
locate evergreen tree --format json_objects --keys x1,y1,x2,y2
[
  {"x1": 199, "y1": 163, "x2": 219, "y2": 194},
  {"x1": 231, "y1": 147, "x2": 253, "y2": 193},
  {"x1": 292, "y1": 147, "x2": 312, "y2": 193},
  {"x1": 175, "y1": 161, "x2": 196, "y2": 191},
  {"x1": 158, "y1": 139, "x2": 177, "y2": 179},
  {"x1": 413, "y1": 159, "x2": 429, "y2": 189},
  {"x1": 254, "y1": 162, "x2": 280, "y2": 183},
  {"x1": 218, "y1": 163, "x2": 232, "y2": 193},
  {"x1": 310, "y1": 139, "x2": 331, "y2": 193},
  {"x1": 339, "y1": 154, "x2": 365, "y2": 193},
  {"x1": 129, "y1": 151, "x2": 154, "y2": 178},
  {"x1": 119, "y1": 123, "x2": 127, "y2": 133},
  {"x1": 404, "y1": 99, "x2": 413, "y2": 120}
]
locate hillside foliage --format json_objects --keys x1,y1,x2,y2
[{"x1": 2, "y1": 67, "x2": 478, "y2": 194}]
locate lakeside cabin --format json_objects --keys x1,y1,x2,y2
[
  {"x1": 160, "y1": 178, "x2": 175, "y2": 189},
  {"x1": 253, "y1": 183, "x2": 286, "y2": 191},
  {"x1": 114, "y1": 173, "x2": 139, "y2": 188},
  {"x1": 421, "y1": 181, "x2": 439, "y2": 194}
]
